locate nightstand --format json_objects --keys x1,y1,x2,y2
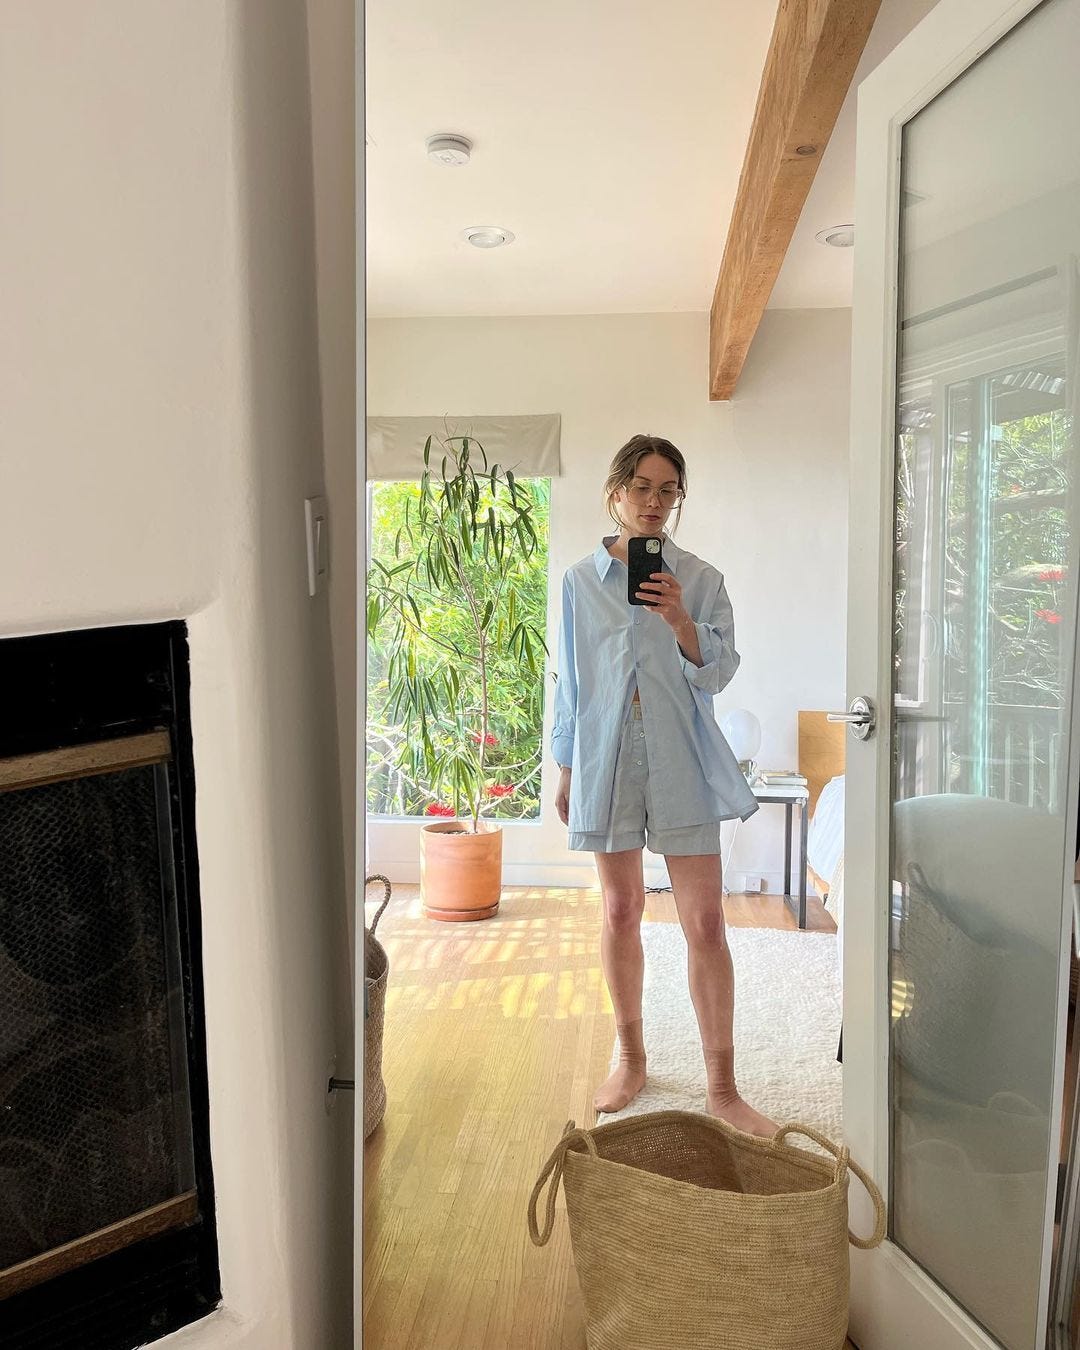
[{"x1": 751, "y1": 782, "x2": 811, "y2": 929}]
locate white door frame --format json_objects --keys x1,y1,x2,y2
[
  {"x1": 844, "y1": 1, "x2": 1075, "y2": 1346},
  {"x1": 354, "y1": 2, "x2": 367, "y2": 1344}
]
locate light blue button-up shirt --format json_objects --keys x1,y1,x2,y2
[{"x1": 552, "y1": 535, "x2": 759, "y2": 833}]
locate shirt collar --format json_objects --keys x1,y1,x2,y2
[{"x1": 593, "y1": 533, "x2": 684, "y2": 580}]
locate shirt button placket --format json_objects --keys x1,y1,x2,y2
[{"x1": 631, "y1": 623, "x2": 644, "y2": 765}]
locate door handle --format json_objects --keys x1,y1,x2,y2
[{"x1": 827, "y1": 695, "x2": 876, "y2": 741}]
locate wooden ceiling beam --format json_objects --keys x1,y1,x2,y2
[{"x1": 709, "y1": 0, "x2": 881, "y2": 400}]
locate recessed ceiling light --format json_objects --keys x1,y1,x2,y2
[
  {"x1": 462, "y1": 226, "x2": 515, "y2": 249},
  {"x1": 814, "y1": 224, "x2": 855, "y2": 248},
  {"x1": 426, "y1": 133, "x2": 472, "y2": 167}
]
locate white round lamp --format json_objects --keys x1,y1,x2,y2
[{"x1": 719, "y1": 708, "x2": 762, "y2": 781}]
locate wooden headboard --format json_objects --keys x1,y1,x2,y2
[{"x1": 798, "y1": 711, "x2": 846, "y2": 817}]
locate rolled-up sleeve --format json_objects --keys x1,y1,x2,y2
[
  {"x1": 679, "y1": 572, "x2": 741, "y2": 696},
  {"x1": 551, "y1": 572, "x2": 578, "y2": 767}
]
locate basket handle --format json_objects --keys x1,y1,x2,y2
[
  {"x1": 364, "y1": 874, "x2": 393, "y2": 935},
  {"x1": 526, "y1": 1120, "x2": 599, "y2": 1248},
  {"x1": 772, "y1": 1122, "x2": 887, "y2": 1250}
]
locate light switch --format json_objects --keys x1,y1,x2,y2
[{"x1": 305, "y1": 496, "x2": 329, "y2": 596}]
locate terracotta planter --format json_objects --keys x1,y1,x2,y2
[{"x1": 420, "y1": 820, "x2": 503, "y2": 921}]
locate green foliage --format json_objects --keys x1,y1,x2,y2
[
  {"x1": 366, "y1": 436, "x2": 550, "y2": 829},
  {"x1": 895, "y1": 366, "x2": 1073, "y2": 805},
  {"x1": 945, "y1": 399, "x2": 1072, "y2": 712}
]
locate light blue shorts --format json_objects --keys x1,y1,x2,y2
[{"x1": 568, "y1": 703, "x2": 723, "y2": 856}]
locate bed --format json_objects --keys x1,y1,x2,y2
[{"x1": 798, "y1": 711, "x2": 846, "y2": 906}]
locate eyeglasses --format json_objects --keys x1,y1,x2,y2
[{"x1": 624, "y1": 480, "x2": 684, "y2": 508}]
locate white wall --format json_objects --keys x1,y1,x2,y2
[
  {"x1": 364, "y1": 309, "x2": 851, "y2": 893},
  {"x1": 309, "y1": 0, "x2": 360, "y2": 961},
  {"x1": 2, "y1": 4, "x2": 353, "y2": 1347}
]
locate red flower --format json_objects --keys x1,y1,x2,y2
[
  {"x1": 1035, "y1": 609, "x2": 1062, "y2": 624},
  {"x1": 425, "y1": 802, "x2": 455, "y2": 817},
  {"x1": 486, "y1": 784, "x2": 515, "y2": 798},
  {"x1": 1038, "y1": 568, "x2": 1065, "y2": 582},
  {"x1": 468, "y1": 731, "x2": 498, "y2": 746}
]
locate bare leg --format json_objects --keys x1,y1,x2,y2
[
  {"x1": 593, "y1": 849, "x2": 648, "y2": 1113},
  {"x1": 666, "y1": 853, "x2": 778, "y2": 1137}
]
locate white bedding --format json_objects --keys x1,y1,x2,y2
[{"x1": 807, "y1": 773, "x2": 845, "y2": 890}]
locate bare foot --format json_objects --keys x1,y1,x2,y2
[
  {"x1": 594, "y1": 1061, "x2": 647, "y2": 1114},
  {"x1": 706, "y1": 1092, "x2": 778, "y2": 1138}
]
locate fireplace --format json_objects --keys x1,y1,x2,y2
[{"x1": 0, "y1": 623, "x2": 220, "y2": 1348}]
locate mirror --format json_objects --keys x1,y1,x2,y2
[{"x1": 360, "y1": 2, "x2": 932, "y2": 1344}]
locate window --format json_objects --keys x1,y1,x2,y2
[
  {"x1": 366, "y1": 477, "x2": 551, "y2": 821},
  {"x1": 895, "y1": 353, "x2": 1072, "y2": 808}
]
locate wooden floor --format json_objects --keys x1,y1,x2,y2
[{"x1": 362, "y1": 883, "x2": 852, "y2": 1349}]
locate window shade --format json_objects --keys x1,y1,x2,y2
[{"x1": 366, "y1": 414, "x2": 561, "y2": 480}]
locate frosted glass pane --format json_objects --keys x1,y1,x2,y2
[{"x1": 890, "y1": 1, "x2": 1080, "y2": 1345}]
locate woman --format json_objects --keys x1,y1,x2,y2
[{"x1": 552, "y1": 434, "x2": 776, "y2": 1136}]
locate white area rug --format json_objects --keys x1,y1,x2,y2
[{"x1": 601, "y1": 923, "x2": 842, "y2": 1142}]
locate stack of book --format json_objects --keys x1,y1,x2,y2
[{"x1": 756, "y1": 769, "x2": 808, "y2": 788}]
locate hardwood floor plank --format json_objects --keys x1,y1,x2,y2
[{"x1": 363, "y1": 884, "x2": 844, "y2": 1348}]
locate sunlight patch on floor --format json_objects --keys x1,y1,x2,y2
[{"x1": 891, "y1": 976, "x2": 914, "y2": 1020}]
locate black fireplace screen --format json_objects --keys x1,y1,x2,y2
[
  {"x1": 0, "y1": 622, "x2": 218, "y2": 1350},
  {"x1": 0, "y1": 753, "x2": 196, "y2": 1286}
]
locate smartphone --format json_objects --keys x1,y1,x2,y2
[{"x1": 627, "y1": 535, "x2": 665, "y2": 606}]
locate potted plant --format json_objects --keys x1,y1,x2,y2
[{"x1": 366, "y1": 435, "x2": 548, "y2": 920}]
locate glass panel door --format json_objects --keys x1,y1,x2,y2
[{"x1": 890, "y1": 1, "x2": 1080, "y2": 1345}]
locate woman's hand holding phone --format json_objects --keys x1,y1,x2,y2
[
  {"x1": 626, "y1": 536, "x2": 700, "y2": 660},
  {"x1": 636, "y1": 570, "x2": 703, "y2": 665},
  {"x1": 635, "y1": 571, "x2": 690, "y2": 632},
  {"x1": 627, "y1": 538, "x2": 690, "y2": 629}
]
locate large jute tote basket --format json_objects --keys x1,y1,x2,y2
[
  {"x1": 528, "y1": 1110, "x2": 885, "y2": 1350},
  {"x1": 363, "y1": 875, "x2": 392, "y2": 1140}
]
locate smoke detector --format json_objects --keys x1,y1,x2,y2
[
  {"x1": 462, "y1": 225, "x2": 515, "y2": 249},
  {"x1": 426, "y1": 133, "x2": 472, "y2": 166},
  {"x1": 815, "y1": 224, "x2": 855, "y2": 248}
]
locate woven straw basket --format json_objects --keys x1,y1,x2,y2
[
  {"x1": 528, "y1": 1110, "x2": 885, "y2": 1350},
  {"x1": 363, "y1": 875, "x2": 392, "y2": 1140}
]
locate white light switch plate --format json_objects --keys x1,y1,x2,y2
[{"x1": 304, "y1": 496, "x2": 329, "y2": 596}]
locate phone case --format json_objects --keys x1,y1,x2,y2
[{"x1": 627, "y1": 535, "x2": 665, "y2": 606}]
